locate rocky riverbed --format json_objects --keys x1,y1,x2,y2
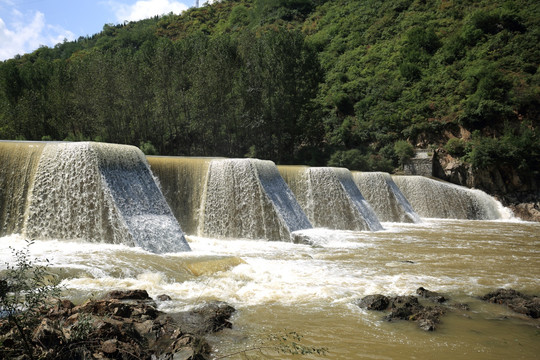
[{"x1": 0, "y1": 290, "x2": 235, "y2": 360}]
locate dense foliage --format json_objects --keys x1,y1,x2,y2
[{"x1": 0, "y1": 0, "x2": 538, "y2": 175}]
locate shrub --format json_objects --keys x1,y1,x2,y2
[
  {"x1": 328, "y1": 149, "x2": 369, "y2": 171},
  {"x1": 444, "y1": 138, "x2": 466, "y2": 157},
  {"x1": 393, "y1": 140, "x2": 415, "y2": 167},
  {"x1": 139, "y1": 140, "x2": 158, "y2": 155}
]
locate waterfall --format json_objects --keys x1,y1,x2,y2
[
  {"x1": 0, "y1": 141, "x2": 45, "y2": 235},
  {"x1": 200, "y1": 159, "x2": 312, "y2": 241},
  {"x1": 392, "y1": 175, "x2": 509, "y2": 220},
  {"x1": 1, "y1": 141, "x2": 190, "y2": 253},
  {"x1": 147, "y1": 156, "x2": 215, "y2": 235},
  {"x1": 353, "y1": 172, "x2": 421, "y2": 223},
  {"x1": 278, "y1": 166, "x2": 383, "y2": 231}
]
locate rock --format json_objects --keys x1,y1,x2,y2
[
  {"x1": 1, "y1": 290, "x2": 219, "y2": 360},
  {"x1": 157, "y1": 294, "x2": 172, "y2": 301},
  {"x1": 450, "y1": 303, "x2": 470, "y2": 311},
  {"x1": 32, "y1": 318, "x2": 64, "y2": 348},
  {"x1": 409, "y1": 306, "x2": 446, "y2": 332},
  {"x1": 101, "y1": 339, "x2": 118, "y2": 354},
  {"x1": 103, "y1": 289, "x2": 151, "y2": 300},
  {"x1": 177, "y1": 301, "x2": 236, "y2": 335},
  {"x1": 291, "y1": 233, "x2": 315, "y2": 245},
  {"x1": 173, "y1": 347, "x2": 195, "y2": 360},
  {"x1": 384, "y1": 295, "x2": 445, "y2": 331},
  {"x1": 356, "y1": 295, "x2": 390, "y2": 311},
  {"x1": 73, "y1": 299, "x2": 110, "y2": 315},
  {"x1": 481, "y1": 288, "x2": 540, "y2": 318},
  {"x1": 509, "y1": 203, "x2": 540, "y2": 222},
  {"x1": 416, "y1": 287, "x2": 447, "y2": 303}
]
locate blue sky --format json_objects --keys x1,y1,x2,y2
[{"x1": 0, "y1": 0, "x2": 208, "y2": 60}]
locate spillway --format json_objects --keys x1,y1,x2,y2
[
  {"x1": 392, "y1": 175, "x2": 510, "y2": 220},
  {"x1": 148, "y1": 157, "x2": 312, "y2": 241},
  {"x1": 202, "y1": 159, "x2": 312, "y2": 240},
  {"x1": 0, "y1": 141, "x2": 45, "y2": 235},
  {"x1": 278, "y1": 166, "x2": 383, "y2": 231},
  {"x1": 147, "y1": 156, "x2": 215, "y2": 235},
  {"x1": 353, "y1": 172, "x2": 421, "y2": 223},
  {"x1": 0, "y1": 141, "x2": 190, "y2": 253}
]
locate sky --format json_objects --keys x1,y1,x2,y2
[{"x1": 0, "y1": 0, "x2": 208, "y2": 60}]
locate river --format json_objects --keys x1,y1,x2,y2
[{"x1": 1, "y1": 219, "x2": 538, "y2": 359}]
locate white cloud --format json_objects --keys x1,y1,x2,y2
[
  {"x1": 111, "y1": 0, "x2": 189, "y2": 23},
  {"x1": 0, "y1": 10, "x2": 74, "y2": 60}
]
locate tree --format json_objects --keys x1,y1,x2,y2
[{"x1": 394, "y1": 140, "x2": 414, "y2": 168}]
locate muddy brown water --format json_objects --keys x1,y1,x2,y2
[{"x1": 1, "y1": 219, "x2": 538, "y2": 359}]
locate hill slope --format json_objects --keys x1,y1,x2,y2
[{"x1": 0, "y1": 0, "x2": 538, "y2": 203}]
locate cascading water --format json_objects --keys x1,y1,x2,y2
[
  {"x1": 353, "y1": 171, "x2": 421, "y2": 223},
  {"x1": 0, "y1": 141, "x2": 45, "y2": 235},
  {"x1": 1, "y1": 141, "x2": 190, "y2": 253},
  {"x1": 200, "y1": 159, "x2": 312, "y2": 241},
  {"x1": 392, "y1": 175, "x2": 511, "y2": 220},
  {"x1": 147, "y1": 156, "x2": 215, "y2": 235},
  {"x1": 278, "y1": 166, "x2": 383, "y2": 231}
]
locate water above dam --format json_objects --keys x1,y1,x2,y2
[{"x1": 1, "y1": 219, "x2": 538, "y2": 359}]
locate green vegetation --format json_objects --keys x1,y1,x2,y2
[
  {"x1": 0, "y1": 240, "x2": 61, "y2": 360},
  {"x1": 0, "y1": 0, "x2": 538, "y2": 179}
]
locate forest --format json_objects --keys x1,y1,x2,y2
[{"x1": 0, "y1": 0, "x2": 538, "y2": 178}]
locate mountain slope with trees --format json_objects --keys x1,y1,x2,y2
[{"x1": 0, "y1": 0, "x2": 538, "y2": 202}]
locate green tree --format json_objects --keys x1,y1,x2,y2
[{"x1": 394, "y1": 140, "x2": 414, "y2": 168}]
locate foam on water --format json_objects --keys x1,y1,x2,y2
[{"x1": 5, "y1": 218, "x2": 536, "y2": 314}]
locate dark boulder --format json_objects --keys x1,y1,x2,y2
[
  {"x1": 384, "y1": 295, "x2": 446, "y2": 331},
  {"x1": 157, "y1": 294, "x2": 172, "y2": 301},
  {"x1": 176, "y1": 301, "x2": 236, "y2": 335},
  {"x1": 32, "y1": 318, "x2": 65, "y2": 348},
  {"x1": 103, "y1": 289, "x2": 151, "y2": 301},
  {"x1": 416, "y1": 287, "x2": 448, "y2": 303},
  {"x1": 481, "y1": 288, "x2": 540, "y2": 318},
  {"x1": 356, "y1": 294, "x2": 390, "y2": 311}
]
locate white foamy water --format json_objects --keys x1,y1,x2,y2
[{"x1": 2, "y1": 219, "x2": 537, "y2": 313}]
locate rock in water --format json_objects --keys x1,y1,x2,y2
[
  {"x1": 481, "y1": 288, "x2": 540, "y2": 318},
  {"x1": 356, "y1": 295, "x2": 390, "y2": 311},
  {"x1": 385, "y1": 296, "x2": 446, "y2": 332},
  {"x1": 416, "y1": 287, "x2": 448, "y2": 303},
  {"x1": 176, "y1": 301, "x2": 236, "y2": 335}
]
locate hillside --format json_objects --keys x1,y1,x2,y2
[{"x1": 0, "y1": 0, "x2": 538, "y2": 203}]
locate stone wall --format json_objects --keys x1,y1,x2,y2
[{"x1": 403, "y1": 150, "x2": 433, "y2": 177}]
